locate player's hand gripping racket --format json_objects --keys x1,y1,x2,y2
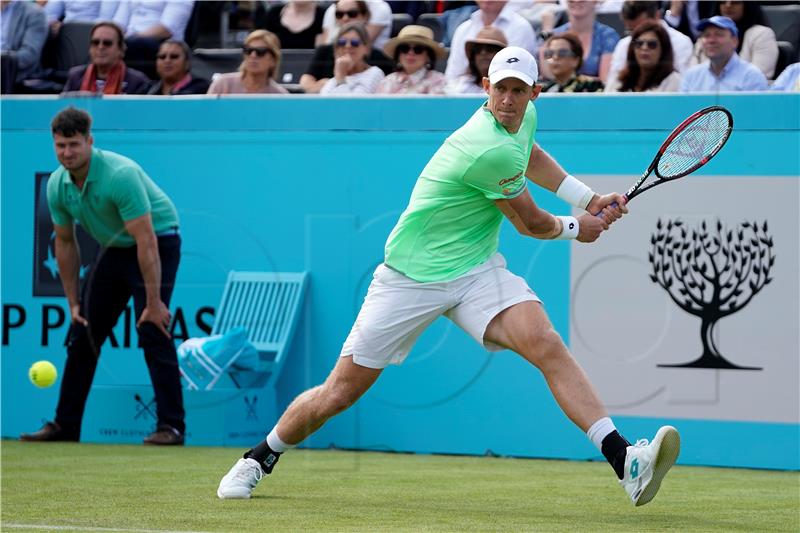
[{"x1": 599, "y1": 105, "x2": 733, "y2": 215}]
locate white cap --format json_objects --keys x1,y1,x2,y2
[{"x1": 488, "y1": 46, "x2": 538, "y2": 86}]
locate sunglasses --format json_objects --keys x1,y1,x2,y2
[
  {"x1": 243, "y1": 46, "x2": 271, "y2": 57},
  {"x1": 397, "y1": 44, "x2": 428, "y2": 55},
  {"x1": 157, "y1": 53, "x2": 182, "y2": 60},
  {"x1": 90, "y1": 38, "x2": 116, "y2": 47},
  {"x1": 543, "y1": 48, "x2": 576, "y2": 59},
  {"x1": 633, "y1": 39, "x2": 660, "y2": 50},
  {"x1": 336, "y1": 38, "x2": 363, "y2": 48},
  {"x1": 335, "y1": 9, "x2": 362, "y2": 19}
]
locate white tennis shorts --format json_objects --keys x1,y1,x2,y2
[{"x1": 340, "y1": 253, "x2": 540, "y2": 369}]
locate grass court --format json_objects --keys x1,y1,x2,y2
[{"x1": 2, "y1": 440, "x2": 798, "y2": 532}]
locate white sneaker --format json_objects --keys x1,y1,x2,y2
[
  {"x1": 217, "y1": 458, "x2": 264, "y2": 499},
  {"x1": 620, "y1": 425, "x2": 680, "y2": 507}
]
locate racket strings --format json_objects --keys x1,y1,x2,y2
[{"x1": 657, "y1": 111, "x2": 731, "y2": 179}]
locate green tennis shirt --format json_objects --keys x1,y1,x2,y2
[
  {"x1": 47, "y1": 148, "x2": 179, "y2": 247},
  {"x1": 384, "y1": 102, "x2": 538, "y2": 282}
]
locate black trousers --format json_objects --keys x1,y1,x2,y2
[{"x1": 55, "y1": 235, "x2": 184, "y2": 437}]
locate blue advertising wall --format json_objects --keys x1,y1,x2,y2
[{"x1": 2, "y1": 94, "x2": 798, "y2": 470}]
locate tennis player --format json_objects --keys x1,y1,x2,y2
[{"x1": 219, "y1": 47, "x2": 680, "y2": 506}]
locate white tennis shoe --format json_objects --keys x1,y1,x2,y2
[
  {"x1": 620, "y1": 425, "x2": 680, "y2": 506},
  {"x1": 217, "y1": 458, "x2": 264, "y2": 499}
]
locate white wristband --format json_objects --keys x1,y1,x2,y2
[
  {"x1": 556, "y1": 174, "x2": 595, "y2": 210},
  {"x1": 554, "y1": 216, "x2": 579, "y2": 240}
]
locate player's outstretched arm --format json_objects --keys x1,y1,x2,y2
[
  {"x1": 524, "y1": 143, "x2": 570, "y2": 191},
  {"x1": 495, "y1": 189, "x2": 608, "y2": 241},
  {"x1": 525, "y1": 143, "x2": 628, "y2": 224}
]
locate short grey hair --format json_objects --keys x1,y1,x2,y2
[
  {"x1": 159, "y1": 39, "x2": 193, "y2": 72},
  {"x1": 335, "y1": 22, "x2": 370, "y2": 44}
]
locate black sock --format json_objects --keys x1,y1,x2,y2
[
  {"x1": 601, "y1": 431, "x2": 631, "y2": 480},
  {"x1": 244, "y1": 440, "x2": 281, "y2": 474}
]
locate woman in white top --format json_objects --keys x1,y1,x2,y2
[
  {"x1": 377, "y1": 25, "x2": 447, "y2": 95},
  {"x1": 691, "y1": 1, "x2": 778, "y2": 79},
  {"x1": 605, "y1": 21, "x2": 681, "y2": 93},
  {"x1": 321, "y1": 22, "x2": 384, "y2": 94},
  {"x1": 445, "y1": 26, "x2": 508, "y2": 96}
]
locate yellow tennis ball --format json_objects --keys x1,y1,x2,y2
[{"x1": 29, "y1": 360, "x2": 58, "y2": 388}]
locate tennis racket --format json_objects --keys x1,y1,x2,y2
[{"x1": 599, "y1": 105, "x2": 733, "y2": 214}]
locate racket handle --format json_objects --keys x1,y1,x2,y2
[{"x1": 594, "y1": 195, "x2": 627, "y2": 218}]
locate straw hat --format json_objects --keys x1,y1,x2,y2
[
  {"x1": 464, "y1": 26, "x2": 508, "y2": 57},
  {"x1": 384, "y1": 25, "x2": 446, "y2": 60}
]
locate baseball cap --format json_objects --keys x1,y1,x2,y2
[
  {"x1": 696, "y1": 15, "x2": 738, "y2": 37},
  {"x1": 488, "y1": 46, "x2": 538, "y2": 86}
]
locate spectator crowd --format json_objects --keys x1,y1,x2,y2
[{"x1": 1, "y1": 0, "x2": 798, "y2": 95}]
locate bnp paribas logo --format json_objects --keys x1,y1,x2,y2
[{"x1": 649, "y1": 218, "x2": 775, "y2": 371}]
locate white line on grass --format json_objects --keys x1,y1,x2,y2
[{"x1": 3, "y1": 524, "x2": 212, "y2": 533}]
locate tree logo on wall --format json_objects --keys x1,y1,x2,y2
[{"x1": 649, "y1": 218, "x2": 775, "y2": 370}]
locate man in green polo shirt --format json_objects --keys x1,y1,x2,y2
[
  {"x1": 21, "y1": 107, "x2": 185, "y2": 446},
  {"x1": 219, "y1": 47, "x2": 680, "y2": 507}
]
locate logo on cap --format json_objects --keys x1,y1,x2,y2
[{"x1": 506, "y1": 57, "x2": 519, "y2": 64}]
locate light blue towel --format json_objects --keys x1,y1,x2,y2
[{"x1": 178, "y1": 327, "x2": 259, "y2": 371}]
